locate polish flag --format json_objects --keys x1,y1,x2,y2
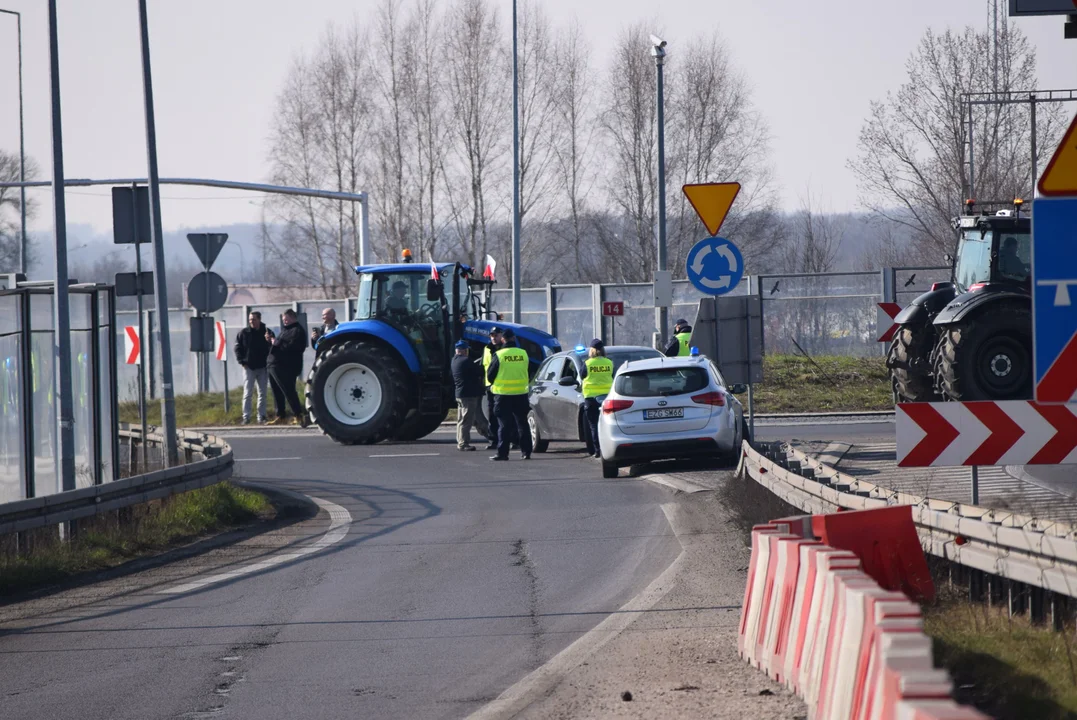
[
  {"x1": 483, "y1": 255, "x2": 496, "y2": 281},
  {"x1": 430, "y1": 261, "x2": 440, "y2": 282}
]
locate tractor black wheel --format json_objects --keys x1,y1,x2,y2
[
  {"x1": 935, "y1": 304, "x2": 1033, "y2": 401},
  {"x1": 528, "y1": 411, "x2": 550, "y2": 453},
  {"x1": 886, "y1": 325, "x2": 940, "y2": 402},
  {"x1": 392, "y1": 406, "x2": 451, "y2": 442},
  {"x1": 305, "y1": 340, "x2": 410, "y2": 445}
]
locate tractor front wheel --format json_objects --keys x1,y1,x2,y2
[
  {"x1": 305, "y1": 340, "x2": 410, "y2": 445},
  {"x1": 886, "y1": 325, "x2": 939, "y2": 402}
]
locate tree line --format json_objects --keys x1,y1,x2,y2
[{"x1": 0, "y1": 2, "x2": 1056, "y2": 293}]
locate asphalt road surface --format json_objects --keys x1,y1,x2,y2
[{"x1": 0, "y1": 421, "x2": 859, "y2": 719}]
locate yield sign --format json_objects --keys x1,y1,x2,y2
[
  {"x1": 682, "y1": 182, "x2": 741, "y2": 236},
  {"x1": 897, "y1": 401, "x2": 1077, "y2": 467},
  {"x1": 876, "y1": 302, "x2": 902, "y2": 343},
  {"x1": 187, "y1": 233, "x2": 229, "y2": 271},
  {"x1": 215, "y1": 321, "x2": 227, "y2": 361},
  {"x1": 1038, "y1": 111, "x2": 1077, "y2": 197},
  {"x1": 124, "y1": 326, "x2": 141, "y2": 365}
]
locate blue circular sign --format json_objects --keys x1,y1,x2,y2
[{"x1": 685, "y1": 236, "x2": 744, "y2": 296}]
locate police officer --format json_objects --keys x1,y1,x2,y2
[
  {"x1": 579, "y1": 339, "x2": 613, "y2": 459},
  {"x1": 663, "y1": 319, "x2": 693, "y2": 357},
  {"x1": 482, "y1": 327, "x2": 505, "y2": 450},
  {"x1": 486, "y1": 328, "x2": 533, "y2": 461}
]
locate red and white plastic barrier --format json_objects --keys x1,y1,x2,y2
[{"x1": 739, "y1": 510, "x2": 989, "y2": 720}]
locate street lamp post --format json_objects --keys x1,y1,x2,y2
[
  {"x1": 651, "y1": 35, "x2": 669, "y2": 345},
  {"x1": 0, "y1": 8, "x2": 26, "y2": 274},
  {"x1": 511, "y1": 0, "x2": 521, "y2": 323}
]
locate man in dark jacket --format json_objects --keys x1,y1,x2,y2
[
  {"x1": 451, "y1": 341, "x2": 490, "y2": 451},
  {"x1": 266, "y1": 309, "x2": 309, "y2": 426},
  {"x1": 234, "y1": 311, "x2": 271, "y2": 424}
]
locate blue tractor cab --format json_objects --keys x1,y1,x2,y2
[{"x1": 306, "y1": 259, "x2": 561, "y2": 444}]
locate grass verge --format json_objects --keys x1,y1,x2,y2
[
  {"x1": 749, "y1": 353, "x2": 892, "y2": 414},
  {"x1": 123, "y1": 354, "x2": 893, "y2": 428},
  {"x1": 924, "y1": 590, "x2": 1077, "y2": 719},
  {"x1": 0, "y1": 482, "x2": 271, "y2": 597}
]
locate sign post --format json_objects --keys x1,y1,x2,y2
[
  {"x1": 112, "y1": 185, "x2": 151, "y2": 469},
  {"x1": 602, "y1": 301, "x2": 624, "y2": 345},
  {"x1": 186, "y1": 233, "x2": 228, "y2": 395},
  {"x1": 215, "y1": 320, "x2": 229, "y2": 414}
]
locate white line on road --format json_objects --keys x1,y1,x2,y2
[
  {"x1": 645, "y1": 474, "x2": 710, "y2": 494},
  {"x1": 466, "y1": 503, "x2": 684, "y2": 720},
  {"x1": 369, "y1": 452, "x2": 441, "y2": 458},
  {"x1": 156, "y1": 492, "x2": 352, "y2": 595},
  {"x1": 235, "y1": 457, "x2": 303, "y2": 462}
]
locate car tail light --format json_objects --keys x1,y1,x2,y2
[
  {"x1": 969, "y1": 282, "x2": 986, "y2": 291},
  {"x1": 691, "y1": 391, "x2": 726, "y2": 406},
  {"x1": 930, "y1": 282, "x2": 946, "y2": 291},
  {"x1": 602, "y1": 398, "x2": 634, "y2": 414}
]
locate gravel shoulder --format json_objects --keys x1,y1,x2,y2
[{"x1": 514, "y1": 484, "x2": 806, "y2": 720}]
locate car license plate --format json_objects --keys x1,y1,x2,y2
[{"x1": 643, "y1": 408, "x2": 683, "y2": 420}]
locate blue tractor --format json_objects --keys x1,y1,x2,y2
[{"x1": 305, "y1": 261, "x2": 562, "y2": 444}]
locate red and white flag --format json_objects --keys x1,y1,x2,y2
[
  {"x1": 483, "y1": 254, "x2": 496, "y2": 281},
  {"x1": 430, "y1": 261, "x2": 440, "y2": 282}
]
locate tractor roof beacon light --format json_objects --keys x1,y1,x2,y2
[
  {"x1": 1014, "y1": 198, "x2": 1024, "y2": 218},
  {"x1": 401, "y1": 248, "x2": 413, "y2": 263},
  {"x1": 964, "y1": 199, "x2": 976, "y2": 216}
]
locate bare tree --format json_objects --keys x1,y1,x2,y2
[
  {"x1": 665, "y1": 32, "x2": 775, "y2": 276},
  {"x1": 599, "y1": 24, "x2": 659, "y2": 283},
  {"x1": 0, "y1": 150, "x2": 37, "y2": 272},
  {"x1": 443, "y1": 0, "x2": 509, "y2": 270},
  {"x1": 546, "y1": 20, "x2": 600, "y2": 282},
  {"x1": 264, "y1": 23, "x2": 375, "y2": 295},
  {"x1": 402, "y1": 0, "x2": 449, "y2": 261},
  {"x1": 849, "y1": 23, "x2": 1060, "y2": 260}
]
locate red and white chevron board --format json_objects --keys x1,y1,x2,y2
[
  {"x1": 897, "y1": 401, "x2": 1077, "y2": 467},
  {"x1": 877, "y1": 303, "x2": 902, "y2": 343}
]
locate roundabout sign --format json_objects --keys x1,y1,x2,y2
[{"x1": 685, "y1": 236, "x2": 744, "y2": 296}]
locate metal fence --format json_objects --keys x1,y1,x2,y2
[
  {"x1": 0, "y1": 282, "x2": 119, "y2": 505},
  {"x1": 113, "y1": 266, "x2": 949, "y2": 403}
]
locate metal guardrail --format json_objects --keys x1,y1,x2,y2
[
  {"x1": 0, "y1": 425, "x2": 233, "y2": 535},
  {"x1": 738, "y1": 440, "x2": 1077, "y2": 613}
]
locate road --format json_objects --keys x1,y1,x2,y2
[
  {"x1": 1, "y1": 428, "x2": 689, "y2": 720},
  {"x1": 0, "y1": 421, "x2": 850, "y2": 719}
]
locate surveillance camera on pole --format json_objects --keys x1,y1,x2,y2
[{"x1": 650, "y1": 35, "x2": 667, "y2": 61}]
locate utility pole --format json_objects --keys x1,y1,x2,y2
[
  {"x1": 46, "y1": 0, "x2": 76, "y2": 492},
  {"x1": 137, "y1": 0, "x2": 179, "y2": 466},
  {"x1": 651, "y1": 35, "x2": 669, "y2": 345},
  {"x1": 0, "y1": 9, "x2": 26, "y2": 273},
  {"x1": 511, "y1": 0, "x2": 522, "y2": 323}
]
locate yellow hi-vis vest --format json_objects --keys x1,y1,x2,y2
[
  {"x1": 483, "y1": 346, "x2": 495, "y2": 387},
  {"x1": 491, "y1": 347, "x2": 530, "y2": 395},
  {"x1": 582, "y1": 356, "x2": 614, "y2": 398},
  {"x1": 676, "y1": 332, "x2": 692, "y2": 356}
]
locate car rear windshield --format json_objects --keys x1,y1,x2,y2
[
  {"x1": 608, "y1": 350, "x2": 662, "y2": 373},
  {"x1": 614, "y1": 367, "x2": 709, "y2": 397}
]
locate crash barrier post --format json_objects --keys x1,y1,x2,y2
[{"x1": 739, "y1": 508, "x2": 988, "y2": 720}]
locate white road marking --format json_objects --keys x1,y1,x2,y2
[
  {"x1": 369, "y1": 452, "x2": 441, "y2": 458},
  {"x1": 466, "y1": 503, "x2": 684, "y2": 720},
  {"x1": 156, "y1": 493, "x2": 352, "y2": 595},
  {"x1": 235, "y1": 457, "x2": 303, "y2": 462},
  {"x1": 645, "y1": 473, "x2": 709, "y2": 494}
]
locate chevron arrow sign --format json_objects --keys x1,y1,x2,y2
[{"x1": 897, "y1": 401, "x2": 1077, "y2": 467}]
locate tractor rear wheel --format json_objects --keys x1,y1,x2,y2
[
  {"x1": 886, "y1": 325, "x2": 939, "y2": 402},
  {"x1": 935, "y1": 304, "x2": 1032, "y2": 401},
  {"x1": 305, "y1": 340, "x2": 410, "y2": 445}
]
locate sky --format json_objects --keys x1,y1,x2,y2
[{"x1": 0, "y1": 0, "x2": 1074, "y2": 241}]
